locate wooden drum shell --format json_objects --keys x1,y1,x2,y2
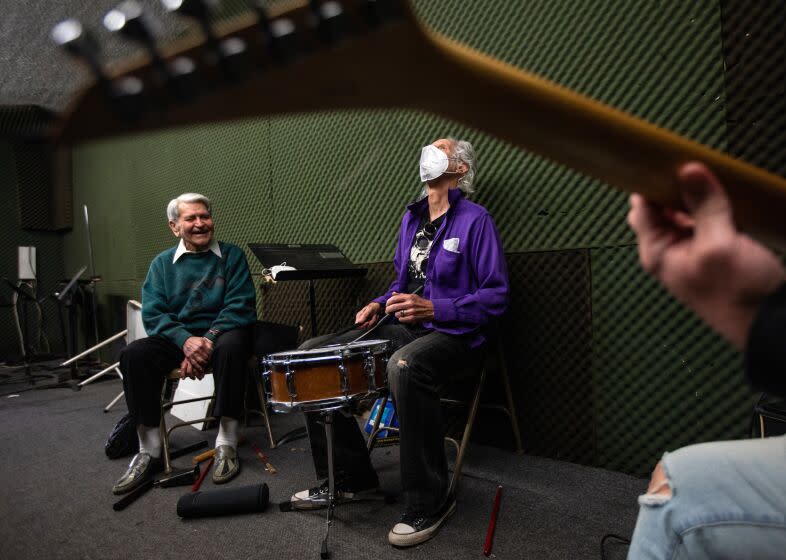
[{"x1": 262, "y1": 340, "x2": 389, "y2": 412}]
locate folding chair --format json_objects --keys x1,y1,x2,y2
[
  {"x1": 159, "y1": 321, "x2": 299, "y2": 473},
  {"x1": 63, "y1": 300, "x2": 144, "y2": 412},
  {"x1": 367, "y1": 338, "x2": 523, "y2": 495},
  {"x1": 159, "y1": 362, "x2": 279, "y2": 474}
]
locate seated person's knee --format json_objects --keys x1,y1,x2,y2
[
  {"x1": 120, "y1": 338, "x2": 147, "y2": 364},
  {"x1": 386, "y1": 351, "x2": 412, "y2": 388},
  {"x1": 639, "y1": 460, "x2": 673, "y2": 506}
]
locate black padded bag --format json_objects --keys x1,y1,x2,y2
[
  {"x1": 105, "y1": 413, "x2": 139, "y2": 459},
  {"x1": 177, "y1": 483, "x2": 269, "y2": 518}
]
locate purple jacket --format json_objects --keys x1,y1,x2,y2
[{"x1": 373, "y1": 188, "x2": 509, "y2": 347}]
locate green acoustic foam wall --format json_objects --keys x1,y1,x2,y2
[
  {"x1": 71, "y1": 0, "x2": 729, "y2": 260},
  {"x1": 591, "y1": 245, "x2": 756, "y2": 476},
  {"x1": 0, "y1": 139, "x2": 66, "y2": 357},
  {"x1": 0, "y1": 105, "x2": 54, "y2": 138},
  {"x1": 256, "y1": 278, "x2": 311, "y2": 341},
  {"x1": 66, "y1": 0, "x2": 742, "y2": 475},
  {"x1": 501, "y1": 251, "x2": 594, "y2": 465},
  {"x1": 720, "y1": 0, "x2": 786, "y2": 177},
  {"x1": 413, "y1": 0, "x2": 727, "y2": 137}
]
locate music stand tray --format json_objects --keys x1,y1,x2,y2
[{"x1": 248, "y1": 243, "x2": 367, "y2": 336}]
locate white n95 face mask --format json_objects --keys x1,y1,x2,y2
[{"x1": 419, "y1": 144, "x2": 450, "y2": 182}]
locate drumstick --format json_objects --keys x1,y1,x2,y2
[
  {"x1": 352, "y1": 285, "x2": 424, "y2": 343},
  {"x1": 483, "y1": 485, "x2": 503, "y2": 557},
  {"x1": 113, "y1": 478, "x2": 154, "y2": 511},
  {"x1": 191, "y1": 436, "x2": 246, "y2": 464},
  {"x1": 351, "y1": 313, "x2": 394, "y2": 343},
  {"x1": 192, "y1": 448, "x2": 216, "y2": 464},
  {"x1": 191, "y1": 456, "x2": 214, "y2": 492},
  {"x1": 251, "y1": 443, "x2": 277, "y2": 474}
]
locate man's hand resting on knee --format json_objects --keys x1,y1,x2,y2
[{"x1": 181, "y1": 336, "x2": 214, "y2": 379}]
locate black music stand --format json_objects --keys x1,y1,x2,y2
[
  {"x1": 248, "y1": 243, "x2": 367, "y2": 337},
  {"x1": 248, "y1": 244, "x2": 367, "y2": 448}
]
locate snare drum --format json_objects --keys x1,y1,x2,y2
[{"x1": 261, "y1": 339, "x2": 389, "y2": 412}]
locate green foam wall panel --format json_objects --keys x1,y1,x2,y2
[
  {"x1": 590, "y1": 245, "x2": 755, "y2": 475},
  {"x1": 62, "y1": 0, "x2": 768, "y2": 476}
]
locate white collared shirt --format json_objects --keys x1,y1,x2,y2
[{"x1": 172, "y1": 239, "x2": 222, "y2": 263}]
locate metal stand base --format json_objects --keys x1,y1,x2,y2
[
  {"x1": 104, "y1": 390, "x2": 125, "y2": 412},
  {"x1": 284, "y1": 406, "x2": 389, "y2": 558},
  {"x1": 321, "y1": 409, "x2": 336, "y2": 559}
]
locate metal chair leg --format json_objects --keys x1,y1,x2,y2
[
  {"x1": 253, "y1": 369, "x2": 278, "y2": 449},
  {"x1": 102, "y1": 366, "x2": 125, "y2": 413},
  {"x1": 448, "y1": 367, "x2": 486, "y2": 496},
  {"x1": 104, "y1": 390, "x2": 125, "y2": 413},
  {"x1": 160, "y1": 406, "x2": 172, "y2": 475},
  {"x1": 78, "y1": 361, "x2": 121, "y2": 387},
  {"x1": 496, "y1": 342, "x2": 524, "y2": 454},
  {"x1": 321, "y1": 409, "x2": 337, "y2": 559},
  {"x1": 366, "y1": 392, "x2": 391, "y2": 451},
  {"x1": 366, "y1": 341, "x2": 523, "y2": 498}
]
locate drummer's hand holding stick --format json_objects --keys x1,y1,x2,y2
[
  {"x1": 329, "y1": 303, "x2": 381, "y2": 338},
  {"x1": 385, "y1": 291, "x2": 434, "y2": 325},
  {"x1": 353, "y1": 287, "x2": 426, "y2": 342},
  {"x1": 356, "y1": 302, "x2": 382, "y2": 329}
]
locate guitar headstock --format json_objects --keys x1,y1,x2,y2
[{"x1": 50, "y1": 0, "x2": 425, "y2": 144}]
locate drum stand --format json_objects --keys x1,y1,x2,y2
[
  {"x1": 320, "y1": 409, "x2": 337, "y2": 559},
  {"x1": 315, "y1": 405, "x2": 390, "y2": 559}
]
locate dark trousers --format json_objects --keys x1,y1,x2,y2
[
  {"x1": 120, "y1": 327, "x2": 252, "y2": 427},
  {"x1": 301, "y1": 323, "x2": 482, "y2": 514}
]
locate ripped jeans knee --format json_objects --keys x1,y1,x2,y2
[
  {"x1": 386, "y1": 352, "x2": 410, "y2": 396},
  {"x1": 387, "y1": 351, "x2": 435, "y2": 398},
  {"x1": 638, "y1": 457, "x2": 673, "y2": 507}
]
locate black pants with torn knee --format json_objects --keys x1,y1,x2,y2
[
  {"x1": 120, "y1": 327, "x2": 252, "y2": 427},
  {"x1": 301, "y1": 323, "x2": 482, "y2": 514}
]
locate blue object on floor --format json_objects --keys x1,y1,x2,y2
[{"x1": 365, "y1": 398, "x2": 398, "y2": 438}]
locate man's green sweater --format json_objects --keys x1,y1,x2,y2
[{"x1": 141, "y1": 241, "x2": 256, "y2": 348}]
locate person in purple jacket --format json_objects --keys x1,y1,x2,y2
[{"x1": 289, "y1": 137, "x2": 509, "y2": 547}]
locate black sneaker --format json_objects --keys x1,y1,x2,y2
[
  {"x1": 388, "y1": 495, "x2": 457, "y2": 547},
  {"x1": 290, "y1": 480, "x2": 378, "y2": 510}
]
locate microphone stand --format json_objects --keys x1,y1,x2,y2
[
  {"x1": 0, "y1": 279, "x2": 76, "y2": 392},
  {"x1": 56, "y1": 266, "x2": 87, "y2": 380},
  {"x1": 83, "y1": 205, "x2": 102, "y2": 356},
  {"x1": 5, "y1": 278, "x2": 34, "y2": 382}
]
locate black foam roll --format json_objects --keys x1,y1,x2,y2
[{"x1": 176, "y1": 483, "x2": 269, "y2": 518}]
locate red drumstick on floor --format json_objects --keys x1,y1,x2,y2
[
  {"x1": 192, "y1": 456, "x2": 214, "y2": 492},
  {"x1": 484, "y1": 485, "x2": 503, "y2": 557},
  {"x1": 251, "y1": 442, "x2": 277, "y2": 474}
]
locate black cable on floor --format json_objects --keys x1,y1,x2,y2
[{"x1": 601, "y1": 533, "x2": 631, "y2": 560}]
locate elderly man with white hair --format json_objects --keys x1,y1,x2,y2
[
  {"x1": 290, "y1": 138, "x2": 509, "y2": 547},
  {"x1": 112, "y1": 193, "x2": 256, "y2": 494}
]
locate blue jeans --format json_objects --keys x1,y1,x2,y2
[{"x1": 628, "y1": 435, "x2": 786, "y2": 559}]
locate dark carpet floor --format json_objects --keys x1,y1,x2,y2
[{"x1": 0, "y1": 372, "x2": 642, "y2": 560}]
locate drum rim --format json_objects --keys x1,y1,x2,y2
[
  {"x1": 263, "y1": 339, "x2": 389, "y2": 364},
  {"x1": 268, "y1": 391, "x2": 381, "y2": 413}
]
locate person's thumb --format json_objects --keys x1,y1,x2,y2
[{"x1": 677, "y1": 162, "x2": 735, "y2": 242}]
